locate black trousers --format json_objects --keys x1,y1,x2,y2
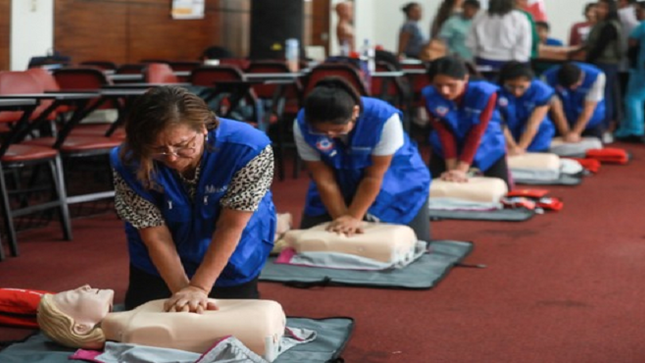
[
  {"x1": 300, "y1": 196, "x2": 431, "y2": 242},
  {"x1": 124, "y1": 264, "x2": 260, "y2": 310},
  {"x1": 554, "y1": 123, "x2": 605, "y2": 141},
  {"x1": 429, "y1": 155, "x2": 511, "y2": 189}
]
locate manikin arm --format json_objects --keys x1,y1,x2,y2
[{"x1": 165, "y1": 208, "x2": 253, "y2": 313}]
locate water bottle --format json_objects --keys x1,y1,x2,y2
[
  {"x1": 285, "y1": 38, "x2": 299, "y2": 73},
  {"x1": 360, "y1": 39, "x2": 375, "y2": 89},
  {"x1": 340, "y1": 40, "x2": 350, "y2": 57}
]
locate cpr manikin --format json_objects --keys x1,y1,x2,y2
[
  {"x1": 428, "y1": 176, "x2": 509, "y2": 211},
  {"x1": 283, "y1": 222, "x2": 419, "y2": 264},
  {"x1": 37, "y1": 285, "x2": 286, "y2": 361},
  {"x1": 508, "y1": 153, "x2": 561, "y2": 181},
  {"x1": 549, "y1": 136, "x2": 603, "y2": 157}
]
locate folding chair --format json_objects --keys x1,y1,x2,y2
[{"x1": 0, "y1": 72, "x2": 72, "y2": 258}]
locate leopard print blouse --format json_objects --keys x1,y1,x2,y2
[{"x1": 113, "y1": 145, "x2": 274, "y2": 229}]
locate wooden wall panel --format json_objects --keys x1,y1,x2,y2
[
  {"x1": 128, "y1": 0, "x2": 221, "y2": 62},
  {"x1": 54, "y1": 0, "x2": 128, "y2": 64},
  {"x1": 0, "y1": 0, "x2": 10, "y2": 70},
  {"x1": 219, "y1": 0, "x2": 250, "y2": 58},
  {"x1": 55, "y1": 0, "x2": 221, "y2": 64}
]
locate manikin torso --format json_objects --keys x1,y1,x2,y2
[
  {"x1": 429, "y1": 176, "x2": 509, "y2": 203},
  {"x1": 100, "y1": 299, "x2": 286, "y2": 358},
  {"x1": 284, "y1": 222, "x2": 418, "y2": 262}
]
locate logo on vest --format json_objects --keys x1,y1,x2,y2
[
  {"x1": 498, "y1": 97, "x2": 508, "y2": 107},
  {"x1": 315, "y1": 137, "x2": 335, "y2": 152},
  {"x1": 435, "y1": 106, "x2": 449, "y2": 117},
  {"x1": 205, "y1": 184, "x2": 228, "y2": 194}
]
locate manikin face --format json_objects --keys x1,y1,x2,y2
[
  {"x1": 52, "y1": 285, "x2": 114, "y2": 332},
  {"x1": 152, "y1": 123, "x2": 207, "y2": 174},
  {"x1": 432, "y1": 74, "x2": 468, "y2": 101},
  {"x1": 504, "y1": 77, "x2": 531, "y2": 98}
]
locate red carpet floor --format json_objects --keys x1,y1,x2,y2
[{"x1": 1, "y1": 143, "x2": 645, "y2": 363}]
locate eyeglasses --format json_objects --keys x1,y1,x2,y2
[
  {"x1": 150, "y1": 133, "x2": 200, "y2": 159},
  {"x1": 308, "y1": 120, "x2": 355, "y2": 137},
  {"x1": 504, "y1": 84, "x2": 528, "y2": 92}
]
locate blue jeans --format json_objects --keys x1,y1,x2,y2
[{"x1": 616, "y1": 68, "x2": 645, "y2": 137}]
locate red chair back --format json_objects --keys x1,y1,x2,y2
[
  {"x1": 303, "y1": 63, "x2": 370, "y2": 98},
  {"x1": 53, "y1": 68, "x2": 117, "y2": 109},
  {"x1": 218, "y1": 58, "x2": 250, "y2": 71},
  {"x1": 189, "y1": 65, "x2": 244, "y2": 87},
  {"x1": 0, "y1": 71, "x2": 51, "y2": 123},
  {"x1": 26, "y1": 67, "x2": 61, "y2": 92},
  {"x1": 80, "y1": 61, "x2": 117, "y2": 71},
  {"x1": 145, "y1": 63, "x2": 179, "y2": 84}
]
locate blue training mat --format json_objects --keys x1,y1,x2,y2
[
  {"x1": 513, "y1": 173, "x2": 583, "y2": 186},
  {"x1": 0, "y1": 317, "x2": 353, "y2": 363},
  {"x1": 428, "y1": 208, "x2": 535, "y2": 222},
  {"x1": 260, "y1": 240, "x2": 473, "y2": 290}
]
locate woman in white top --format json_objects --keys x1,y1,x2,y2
[{"x1": 466, "y1": 0, "x2": 532, "y2": 70}]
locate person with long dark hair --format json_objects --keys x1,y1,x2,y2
[
  {"x1": 293, "y1": 78, "x2": 431, "y2": 241},
  {"x1": 497, "y1": 62, "x2": 557, "y2": 155},
  {"x1": 431, "y1": 0, "x2": 464, "y2": 38},
  {"x1": 577, "y1": 0, "x2": 624, "y2": 142},
  {"x1": 421, "y1": 56, "x2": 509, "y2": 187}
]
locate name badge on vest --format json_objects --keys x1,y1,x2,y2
[
  {"x1": 316, "y1": 137, "x2": 337, "y2": 157},
  {"x1": 435, "y1": 106, "x2": 449, "y2": 117}
]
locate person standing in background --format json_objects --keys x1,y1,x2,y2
[
  {"x1": 439, "y1": 0, "x2": 481, "y2": 61},
  {"x1": 536, "y1": 21, "x2": 564, "y2": 46},
  {"x1": 570, "y1": 3, "x2": 599, "y2": 46},
  {"x1": 578, "y1": 0, "x2": 624, "y2": 143},
  {"x1": 431, "y1": 0, "x2": 465, "y2": 39},
  {"x1": 614, "y1": 1, "x2": 645, "y2": 142},
  {"x1": 467, "y1": 0, "x2": 532, "y2": 70},
  {"x1": 398, "y1": 2, "x2": 429, "y2": 59},
  {"x1": 336, "y1": 2, "x2": 355, "y2": 55}
]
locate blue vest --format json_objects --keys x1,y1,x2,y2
[
  {"x1": 421, "y1": 81, "x2": 506, "y2": 171},
  {"x1": 110, "y1": 119, "x2": 277, "y2": 287},
  {"x1": 296, "y1": 97, "x2": 430, "y2": 224},
  {"x1": 543, "y1": 62, "x2": 606, "y2": 129},
  {"x1": 497, "y1": 79, "x2": 556, "y2": 152}
]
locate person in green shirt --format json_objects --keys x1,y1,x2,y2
[
  {"x1": 516, "y1": 0, "x2": 540, "y2": 58},
  {"x1": 438, "y1": 0, "x2": 481, "y2": 61}
]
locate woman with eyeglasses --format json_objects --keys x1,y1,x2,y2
[
  {"x1": 497, "y1": 61, "x2": 556, "y2": 156},
  {"x1": 110, "y1": 86, "x2": 276, "y2": 311},
  {"x1": 421, "y1": 56, "x2": 509, "y2": 187},
  {"x1": 293, "y1": 77, "x2": 431, "y2": 241}
]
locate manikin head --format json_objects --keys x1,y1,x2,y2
[
  {"x1": 37, "y1": 285, "x2": 114, "y2": 349},
  {"x1": 428, "y1": 56, "x2": 469, "y2": 101},
  {"x1": 303, "y1": 77, "x2": 362, "y2": 138},
  {"x1": 120, "y1": 86, "x2": 218, "y2": 189},
  {"x1": 499, "y1": 61, "x2": 535, "y2": 98}
]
